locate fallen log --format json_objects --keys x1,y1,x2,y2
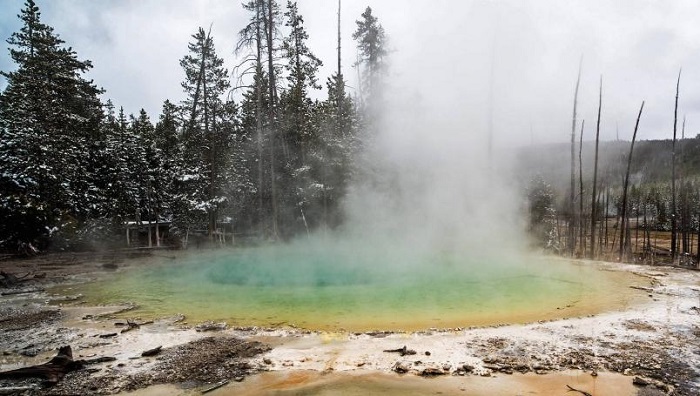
[
  {"x1": 0, "y1": 271, "x2": 46, "y2": 288},
  {"x1": 201, "y1": 380, "x2": 229, "y2": 394},
  {"x1": 141, "y1": 346, "x2": 162, "y2": 357},
  {"x1": 0, "y1": 346, "x2": 82, "y2": 385},
  {"x1": 630, "y1": 285, "x2": 654, "y2": 293},
  {"x1": 566, "y1": 384, "x2": 593, "y2": 396},
  {"x1": 120, "y1": 319, "x2": 141, "y2": 334},
  {"x1": 1, "y1": 288, "x2": 45, "y2": 296},
  {"x1": 383, "y1": 346, "x2": 417, "y2": 356},
  {"x1": 83, "y1": 356, "x2": 117, "y2": 365}
]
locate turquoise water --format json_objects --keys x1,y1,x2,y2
[{"x1": 75, "y1": 243, "x2": 640, "y2": 331}]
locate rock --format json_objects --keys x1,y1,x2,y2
[
  {"x1": 633, "y1": 376, "x2": 650, "y2": 386},
  {"x1": 421, "y1": 367, "x2": 446, "y2": 376},
  {"x1": 462, "y1": 364, "x2": 475, "y2": 372},
  {"x1": 263, "y1": 358, "x2": 272, "y2": 365},
  {"x1": 19, "y1": 349, "x2": 38, "y2": 357},
  {"x1": 393, "y1": 361, "x2": 410, "y2": 374},
  {"x1": 425, "y1": 351, "x2": 431, "y2": 356},
  {"x1": 195, "y1": 321, "x2": 227, "y2": 332},
  {"x1": 141, "y1": 346, "x2": 162, "y2": 357}
]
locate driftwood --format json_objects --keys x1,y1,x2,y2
[
  {"x1": 566, "y1": 384, "x2": 593, "y2": 396},
  {"x1": 141, "y1": 346, "x2": 162, "y2": 357},
  {"x1": 0, "y1": 346, "x2": 82, "y2": 385},
  {"x1": 630, "y1": 285, "x2": 654, "y2": 293},
  {"x1": 1, "y1": 288, "x2": 45, "y2": 296},
  {"x1": 0, "y1": 271, "x2": 46, "y2": 288},
  {"x1": 382, "y1": 346, "x2": 417, "y2": 356},
  {"x1": 83, "y1": 356, "x2": 116, "y2": 365},
  {"x1": 201, "y1": 380, "x2": 229, "y2": 394},
  {"x1": 119, "y1": 319, "x2": 146, "y2": 334}
]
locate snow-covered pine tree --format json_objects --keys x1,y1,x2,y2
[
  {"x1": 279, "y1": 1, "x2": 323, "y2": 235},
  {"x1": 352, "y1": 6, "x2": 387, "y2": 113},
  {"x1": 176, "y1": 27, "x2": 235, "y2": 240},
  {"x1": 152, "y1": 100, "x2": 181, "y2": 226},
  {"x1": 0, "y1": 0, "x2": 103, "y2": 250},
  {"x1": 312, "y1": 73, "x2": 359, "y2": 229}
]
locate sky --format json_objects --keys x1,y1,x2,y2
[{"x1": 2, "y1": 0, "x2": 700, "y2": 145}]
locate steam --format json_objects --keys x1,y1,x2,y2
[{"x1": 337, "y1": 89, "x2": 527, "y2": 265}]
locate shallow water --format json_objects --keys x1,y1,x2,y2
[{"x1": 71, "y1": 244, "x2": 643, "y2": 332}]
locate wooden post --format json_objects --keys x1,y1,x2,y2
[
  {"x1": 148, "y1": 219, "x2": 153, "y2": 248},
  {"x1": 155, "y1": 211, "x2": 161, "y2": 247}
]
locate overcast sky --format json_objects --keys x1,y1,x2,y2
[{"x1": 2, "y1": 0, "x2": 700, "y2": 145}]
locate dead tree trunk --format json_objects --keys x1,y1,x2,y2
[
  {"x1": 697, "y1": 195, "x2": 700, "y2": 263},
  {"x1": 265, "y1": 0, "x2": 280, "y2": 240},
  {"x1": 590, "y1": 77, "x2": 603, "y2": 259},
  {"x1": 604, "y1": 187, "x2": 610, "y2": 249},
  {"x1": 680, "y1": 116, "x2": 688, "y2": 255},
  {"x1": 0, "y1": 346, "x2": 82, "y2": 385},
  {"x1": 578, "y1": 120, "x2": 585, "y2": 256},
  {"x1": 619, "y1": 101, "x2": 645, "y2": 261},
  {"x1": 569, "y1": 58, "x2": 582, "y2": 256},
  {"x1": 671, "y1": 69, "x2": 681, "y2": 262}
]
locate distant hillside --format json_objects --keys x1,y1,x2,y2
[{"x1": 515, "y1": 137, "x2": 700, "y2": 192}]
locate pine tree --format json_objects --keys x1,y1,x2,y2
[
  {"x1": 352, "y1": 6, "x2": 387, "y2": 110},
  {"x1": 0, "y1": 0, "x2": 103, "y2": 250},
  {"x1": 177, "y1": 27, "x2": 235, "y2": 239},
  {"x1": 312, "y1": 74, "x2": 358, "y2": 229},
  {"x1": 236, "y1": 0, "x2": 283, "y2": 239},
  {"x1": 281, "y1": 1, "x2": 322, "y2": 157},
  {"x1": 278, "y1": 1, "x2": 324, "y2": 235},
  {"x1": 151, "y1": 100, "x2": 182, "y2": 240}
]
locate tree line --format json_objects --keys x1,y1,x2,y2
[{"x1": 0, "y1": 0, "x2": 388, "y2": 252}]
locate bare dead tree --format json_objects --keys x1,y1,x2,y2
[
  {"x1": 671, "y1": 69, "x2": 681, "y2": 263},
  {"x1": 579, "y1": 120, "x2": 585, "y2": 256},
  {"x1": 569, "y1": 58, "x2": 582, "y2": 256},
  {"x1": 618, "y1": 101, "x2": 645, "y2": 261},
  {"x1": 264, "y1": 0, "x2": 280, "y2": 239},
  {"x1": 603, "y1": 186, "x2": 610, "y2": 249},
  {"x1": 590, "y1": 77, "x2": 602, "y2": 259},
  {"x1": 697, "y1": 185, "x2": 700, "y2": 263},
  {"x1": 680, "y1": 116, "x2": 688, "y2": 255},
  {"x1": 255, "y1": 1, "x2": 265, "y2": 238}
]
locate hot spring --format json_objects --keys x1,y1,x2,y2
[{"x1": 68, "y1": 239, "x2": 642, "y2": 332}]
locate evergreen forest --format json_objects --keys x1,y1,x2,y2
[{"x1": 0, "y1": 0, "x2": 387, "y2": 252}]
